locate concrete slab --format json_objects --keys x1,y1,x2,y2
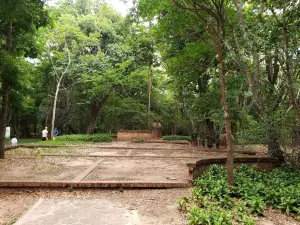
[
  {"x1": 14, "y1": 198, "x2": 140, "y2": 225},
  {"x1": 1, "y1": 143, "x2": 226, "y2": 188},
  {"x1": 83, "y1": 158, "x2": 190, "y2": 183},
  {"x1": 73, "y1": 159, "x2": 103, "y2": 181},
  {"x1": 0, "y1": 157, "x2": 97, "y2": 181}
]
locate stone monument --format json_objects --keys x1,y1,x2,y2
[{"x1": 152, "y1": 120, "x2": 162, "y2": 139}]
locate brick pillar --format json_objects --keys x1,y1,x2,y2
[{"x1": 152, "y1": 120, "x2": 161, "y2": 139}]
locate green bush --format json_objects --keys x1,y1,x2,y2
[
  {"x1": 180, "y1": 165, "x2": 300, "y2": 224},
  {"x1": 236, "y1": 122, "x2": 267, "y2": 145},
  {"x1": 162, "y1": 135, "x2": 191, "y2": 141},
  {"x1": 187, "y1": 205, "x2": 233, "y2": 225},
  {"x1": 56, "y1": 134, "x2": 112, "y2": 142},
  {"x1": 233, "y1": 165, "x2": 300, "y2": 216}
]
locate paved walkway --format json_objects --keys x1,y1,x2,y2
[
  {"x1": 1, "y1": 143, "x2": 226, "y2": 224},
  {"x1": 15, "y1": 199, "x2": 140, "y2": 225},
  {"x1": 1, "y1": 143, "x2": 226, "y2": 187}
]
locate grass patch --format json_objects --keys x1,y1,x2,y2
[
  {"x1": 5, "y1": 134, "x2": 112, "y2": 147},
  {"x1": 179, "y1": 165, "x2": 300, "y2": 224},
  {"x1": 5, "y1": 138, "x2": 41, "y2": 147},
  {"x1": 32, "y1": 140, "x2": 86, "y2": 145},
  {"x1": 56, "y1": 133, "x2": 112, "y2": 142},
  {"x1": 18, "y1": 138, "x2": 41, "y2": 144}
]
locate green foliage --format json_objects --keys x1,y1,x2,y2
[
  {"x1": 6, "y1": 217, "x2": 18, "y2": 225},
  {"x1": 33, "y1": 140, "x2": 86, "y2": 146},
  {"x1": 187, "y1": 205, "x2": 233, "y2": 225},
  {"x1": 162, "y1": 135, "x2": 191, "y2": 141},
  {"x1": 236, "y1": 115, "x2": 267, "y2": 145},
  {"x1": 181, "y1": 165, "x2": 300, "y2": 224},
  {"x1": 234, "y1": 165, "x2": 300, "y2": 216},
  {"x1": 177, "y1": 197, "x2": 190, "y2": 212},
  {"x1": 56, "y1": 134, "x2": 112, "y2": 142},
  {"x1": 2, "y1": 0, "x2": 299, "y2": 161}
]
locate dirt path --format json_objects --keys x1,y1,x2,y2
[{"x1": 0, "y1": 188, "x2": 190, "y2": 225}]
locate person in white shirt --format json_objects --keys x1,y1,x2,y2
[
  {"x1": 11, "y1": 135, "x2": 18, "y2": 146},
  {"x1": 42, "y1": 127, "x2": 48, "y2": 141}
]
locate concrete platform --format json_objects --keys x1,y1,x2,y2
[
  {"x1": 1, "y1": 143, "x2": 226, "y2": 189},
  {"x1": 14, "y1": 198, "x2": 140, "y2": 225}
]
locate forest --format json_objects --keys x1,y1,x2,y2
[
  {"x1": 0, "y1": 0, "x2": 299, "y2": 164},
  {"x1": 0, "y1": 1, "x2": 300, "y2": 224}
]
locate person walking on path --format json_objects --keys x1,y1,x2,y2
[
  {"x1": 42, "y1": 127, "x2": 48, "y2": 141},
  {"x1": 11, "y1": 135, "x2": 18, "y2": 146},
  {"x1": 53, "y1": 128, "x2": 59, "y2": 140}
]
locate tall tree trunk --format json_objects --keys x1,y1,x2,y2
[
  {"x1": 182, "y1": 94, "x2": 196, "y2": 133},
  {"x1": 147, "y1": 65, "x2": 153, "y2": 130},
  {"x1": 87, "y1": 102, "x2": 100, "y2": 135},
  {"x1": 45, "y1": 113, "x2": 48, "y2": 128},
  {"x1": 216, "y1": 25, "x2": 234, "y2": 185},
  {"x1": 0, "y1": 21, "x2": 12, "y2": 159},
  {"x1": 86, "y1": 94, "x2": 110, "y2": 134},
  {"x1": 170, "y1": 0, "x2": 234, "y2": 183},
  {"x1": 49, "y1": 37, "x2": 70, "y2": 139},
  {"x1": 0, "y1": 81, "x2": 9, "y2": 159},
  {"x1": 51, "y1": 80, "x2": 62, "y2": 139},
  {"x1": 13, "y1": 115, "x2": 20, "y2": 139},
  {"x1": 282, "y1": 20, "x2": 300, "y2": 146},
  {"x1": 282, "y1": 19, "x2": 300, "y2": 121},
  {"x1": 266, "y1": 113, "x2": 284, "y2": 162},
  {"x1": 34, "y1": 122, "x2": 37, "y2": 134},
  {"x1": 265, "y1": 52, "x2": 284, "y2": 160}
]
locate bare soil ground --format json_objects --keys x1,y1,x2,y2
[
  {"x1": 0, "y1": 188, "x2": 190, "y2": 225},
  {"x1": 0, "y1": 188, "x2": 299, "y2": 225},
  {"x1": 0, "y1": 142, "x2": 298, "y2": 225},
  {"x1": 256, "y1": 208, "x2": 300, "y2": 225}
]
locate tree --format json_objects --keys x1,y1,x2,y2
[
  {"x1": 138, "y1": 0, "x2": 236, "y2": 184},
  {"x1": 48, "y1": 37, "x2": 71, "y2": 140},
  {"x1": 0, "y1": 0, "x2": 48, "y2": 158}
]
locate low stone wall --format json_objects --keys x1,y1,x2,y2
[
  {"x1": 191, "y1": 157, "x2": 280, "y2": 179},
  {"x1": 117, "y1": 130, "x2": 153, "y2": 141},
  {"x1": 144, "y1": 139, "x2": 190, "y2": 145}
]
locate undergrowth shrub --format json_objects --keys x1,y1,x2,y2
[
  {"x1": 56, "y1": 134, "x2": 112, "y2": 142},
  {"x1": 179, "y1": 164, "x2": 300, "y2": 225},
  {"x1": 162, "y1": 135, "x2": 191, "y2": 141},
  {"x1": 236, "y1": 114, "x2": 267, "y2": 145}
]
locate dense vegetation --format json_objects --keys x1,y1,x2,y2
[
  {"x1": 55, "y1": 133, "x2": 112, "y2": 142},
  {"x1": 178, "y1": 165, "x2": 300, "y2": 224},
  {"x1": 0, "y1": 0, "x2": 299, "y2": 169},
  {"x1": 0, "y1": 1, "x2": 299, "y2": 223}
]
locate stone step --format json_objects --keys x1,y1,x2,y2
[
  {"x1": 0, "y1": 180, "x2": 189, "y2": 189},
  {"x1": 9, "y1": 154, "x2": 204, "y2": 159},
  {"x1": 5, "y1": 145, "x2": 194, "y2": 151}
]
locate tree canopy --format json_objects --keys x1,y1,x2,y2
[{"x1": 0, "y1": 0, "x2": 299, "y2": 169}]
